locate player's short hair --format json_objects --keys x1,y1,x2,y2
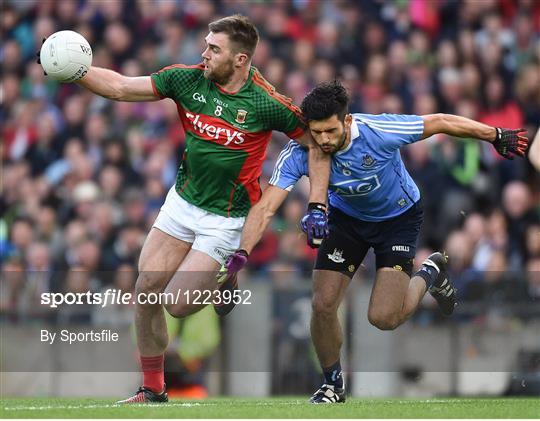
[
  {"x1": 301, "y1": 80, "x2": 350, "y2": 122},
  {"x1": 208, "y1": 14, "x2": 259, "y2": 58}
]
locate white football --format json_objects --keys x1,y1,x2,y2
[{"x1": 40, "y1": 30, "x2": 92, "y2": 83}]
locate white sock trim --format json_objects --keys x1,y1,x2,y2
[{"x1": 423, "y1": 258, "x2": 441, "y2": 273}]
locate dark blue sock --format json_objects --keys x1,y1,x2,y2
[
  {"x1": 414, "y1": 263, "x2": 438, "y2": 290},
  {"x1": 323, "y1": 360, "x2": 343, "y2": 389}
]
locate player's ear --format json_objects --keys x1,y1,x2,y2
[
  {"x1": 235, "y1": 52, "x2": 249, "y2": 67},
  {"x1": 344, "y1": 114, "x2": 353, "y2": 128}
]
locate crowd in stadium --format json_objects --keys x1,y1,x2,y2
[{"x1": 2, "y1": 0, "x2": 539, "y2": 324}]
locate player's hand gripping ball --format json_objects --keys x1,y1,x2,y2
[{"x1": 38, "y1": 30, "x2": 92, "y2": 82}]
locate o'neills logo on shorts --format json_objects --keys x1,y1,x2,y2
[
  {"x1": 392, "y1": 245, "x2": 410, "y2": 252},
  {"x1": 184, "y1": 112, "x2": 245, "y2": 145}
]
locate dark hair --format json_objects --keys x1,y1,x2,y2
[
  {"x1": 208, "y1": 14, "x2": 259, "y2": 57},
  {"x1": 300, "y1": 80, "x2": 350, "y2": 122}
]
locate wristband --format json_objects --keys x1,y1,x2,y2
[
  {"x1": 495, "y1": 127, "x2": 502, "y2": 142},
  {"x1": 308, "y1": 202, "x2": 327, "y2": 212},
  {"x1": 235, "y1": 249, "x2": 249, "y2": 258}
]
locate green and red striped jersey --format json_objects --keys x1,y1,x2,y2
[{"x1": 151, "y1": 64, "x2": 306, "y2": 217}]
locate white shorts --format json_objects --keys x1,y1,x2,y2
[{"x1": 152, "y1": 186, "x2": 245, "y2": 265}]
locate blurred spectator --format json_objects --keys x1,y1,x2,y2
[
  {"x1": 35, "y1": 205, "x2": 63, "y2": 259},
  {"x1": 248, "y1": 227, "x2": 279, "y2": 273},
  {"x1": 101, "y1": 223, "x2": 145, "y2": 270},
  {"x1": 2, "y1": 39, "x2": 24, "y2": 74},
  {"x1": 71, "y1": 180, "x2": 101, "y2": 221},
  {"x1": 515, "y1": 63, "x2": 540, "y2": 127},
  {"x1": 73, "y1": 238, "x2": 101, "y2": 275},
  {"x1": 8, "y1": 217, "x2": 35, "y2": 259},
  {"x1": 84, "y1": 112, "x2": 109, "y2": 166},
  {"x1": 464, "y1": 213, "x2": 487, "y2": 254},
  {"x1": 92, "y1": 263, "x2": 136, "y2": 327},
  {"x1": 87, "y1": 200, "x2": 118, "y2": 246},
  {"x1": 57, "y1": 266, "x2": 93, "y2": 324},
  {"x1": 25, "y1": 241, "x2": 56, "y2": 292},
  {"x1": 56, "y1": 94, "x2": 86, "y2": 147},
  {"x1": 461, "y1": 63, "x2": 482, "y2": 102},
  {"x1": 479, "y1": 76, "x2": 525, "y2": 159},
  {"x1": 502, "y1": 181, "x2": 537, "y2": 268},
  {"x1": 444, "y1": 230, "x2": 481, "y2": 300},
  {"x1": 402, "y1": 139, "x2": 440, "y2": 245},
  {"x1": 98, "y1": 165, "x2": 124, "y2": 202},
  {"x1": 525, "y1": 224, "x2": 540, "y2": 260},
  {"x1": 59, "y1": 219, "x2": 89, "y2": 266},
  {"x1": 121, "y1": 188, "x2": 148, "y2": 227},
  {"x1": 25, "y1": 111, "x2": 59, "y2": 175},
  {"x1": 526, "y1": 258, "x2": 540, "y2": 301},
  {"x1": 472, "y1": 209, "x2": 509, "y2": 272},
  {"x1": 0, "y1": 257, "x2": 27, "y2": 321}
]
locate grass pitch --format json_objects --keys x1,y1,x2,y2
[{"x1": 1, "y1": 397, "x2": 538, "y2": 418}]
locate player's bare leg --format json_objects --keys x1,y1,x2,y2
[
  {"x1": 118, "y1": 227, "x2": 191, "y2": 404},
  {"x1": 163, "y1": 249, "x2": 222, "y2": 318},
  {"x1": 311, "y1": 270, "x2": 350, "y2": 366},
  {"x1": 367, "y1": 268, "x2": 411, "y2": 330},
  {"x1": 368, "y1": 252, "x2": 457, "y2": 331},
  {"x1": 136, "y1": 228, "x2": 191, "y2": 356},
  {"x1": 309, "y1": 269, "x2": 349, "y2": 403},
  {"x1": 401, "y1": 274, "x2": 432, "y2": 319}
]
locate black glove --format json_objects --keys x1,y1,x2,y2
[
  {"x1": 36, "y1": 38, "x2": 47, "y2": 75},
  {"x1": 492, "y1": 128, "x2": 529, "y2": 160}
]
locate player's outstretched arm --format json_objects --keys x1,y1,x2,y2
[
  {"x1": 421, "y1": 113, "x2": 496, "y2": 140},
  {"x1": 296, "y1": 132, "x2": 331, "y2": 205},
  {"x1": 239, "y1": 186, "x2": 290, "y2": 254},
  {"x1": 422, "y1": 113, "x2": 529, "y2": 159},
  {"x1": 76, "y1": 67, "x2": 160, "y2": 102}
]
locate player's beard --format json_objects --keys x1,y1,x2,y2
[
  {"x1": 324, "y1": 129, "x2": 347, "y2": 153},
  {"x1": 335, "y1": 129, "x2": 347, "y2": 152},
  {"x1": 204, "y1": 59, "x2": 235, "y2": 86}
]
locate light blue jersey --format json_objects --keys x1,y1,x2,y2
[{"x1": 269, "y1": 113, "x2": 424, "y2": 222}]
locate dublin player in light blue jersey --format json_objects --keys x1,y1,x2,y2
[{"x1": 218, "y1": 81, "x2": 529, "y2": 403}]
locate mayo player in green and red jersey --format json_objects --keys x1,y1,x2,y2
[{"x1": 46, "y1": 15, "x2": 330, "y2": 403}]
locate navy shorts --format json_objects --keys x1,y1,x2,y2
[{"x1": 314, "y1": 200, "x2": 423, "y2": 277}]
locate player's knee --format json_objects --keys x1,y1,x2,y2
[
  {"x1": 312, "y1": 295, "x2": 339, "y2": 318},
  {"x1": 368, "y1": 310, "x2": 401, "y2": 331},
  {"x1": 164, "y1": 302, "x2": 192, "y2": 319},
  {"x1": 135, "y1": 272, "x2": 166, "y2": 297}
]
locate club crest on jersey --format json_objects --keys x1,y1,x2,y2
[
  {"x1": 362, "y1": 154, "x2": 376, "y2": 168},
  {"x1": 327, "y1": 249, "x2": 345, "y2": 263},
  {"x1": 235, "y1": 109, "x2": 248, "y2": 124}
]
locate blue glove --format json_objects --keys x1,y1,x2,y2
[{"x1": 300, "y1": 203, "x2": 329, "y2": 248}]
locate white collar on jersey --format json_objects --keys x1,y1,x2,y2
[{"x1": 336, "y1": 119, "x2": 359, "y2": 156}]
